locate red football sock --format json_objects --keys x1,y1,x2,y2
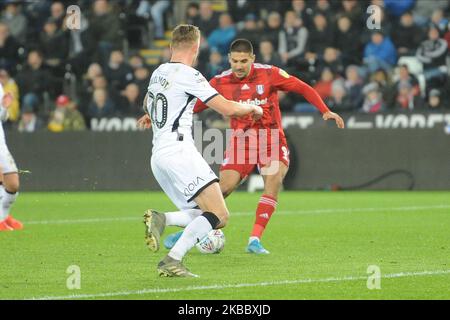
[{"x1": 251, "y1": 195, "x2": 277, "y2": 239}]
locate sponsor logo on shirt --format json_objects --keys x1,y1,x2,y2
[{"x1": 238, "y1": 98, "x2": 268, "y2": 106}]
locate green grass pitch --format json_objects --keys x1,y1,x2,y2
[{"x1": 1, "y1": 191, "x2": 449, "y2": 300}]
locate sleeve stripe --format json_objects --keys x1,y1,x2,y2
[{"x1": 203, "y1": 93, "x2": 219, "y2": 104}]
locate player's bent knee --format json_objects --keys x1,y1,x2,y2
[{"x1": 3, "y1": 174, "x2": 19, "y2": 193}]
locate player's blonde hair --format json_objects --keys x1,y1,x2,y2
[{"x1": 170, "y1": 24, "x2": 200, "y2": 50}]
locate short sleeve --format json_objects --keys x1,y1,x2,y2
[{"x1": 181, "y1": 68, "x2": 219, "y2": 103}]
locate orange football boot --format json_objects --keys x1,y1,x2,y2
[
  {"x1": 0, "y1": 220, "x2": 13, "y2": 231},
  {"x1": 5, "y1": 215, "x2": 23, "y2": 230}
]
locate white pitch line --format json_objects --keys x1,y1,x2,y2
[
  {"x1": 28, "y1": 269, "x2": 450, "y2": 300},
  {"x1": 23, "y1": 205, "x2": 450, "y2": 225}
]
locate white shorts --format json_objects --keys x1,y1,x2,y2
[
  {"x1": 151, "y1": 142, "x2": 218, "y2": 211},
  {"x1": 0, "y1": 143, "x2": 18, "y2": 174}
]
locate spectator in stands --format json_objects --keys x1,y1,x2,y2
[
  {"x1": 261, "y1": 0, "x2": 291, "y2": 18},
  {"x1": 258, "y1": 39, "x2": 283, "y2": 67},
  {"x1": 118, "y1": 83, "x2": 141, "y2": 116},
  {"x1": 136, "y1": 0, "x2": 171, "y2": 39},
  {"x1": 361, "y1": 5, "x2": 392, "y2": 45},
  {"x1": 15, "y1": 50, "x2": 52, "y2": 112},
  {"x1": 316, "y1": 47, "x2": 344, "y2": 78},
  {"x1": 47, "y1": 95, "x2": 86, "y2": 132},
  {"x1": 88, "y1": 88, "x2": 116, "y2": 119},
  {"x1": 394, "y1": 64, "x2": 420, "y2": 97},
  {"x1": 361, "y1": 82, "x2": 385, "y2": 113},
  {"x1": 344, "y1": 65, "x2": 364, "y2": 110},
  {"x1": 333, "y1": 15, "x2": 361, "y2": 66},
  {"x1": 226, "y1": 0, "x2": 259, "y2": 27},
  {"x1": 0, "y1": 2, "x2": 27, "y2": 44},
  {"x1": 394, "y1": 81, "x2": 425, "y2": 111},
  {"x1": 339, "y1": 0, "x2": 363, "y2": 31},
  {"x1": 0, "y1": 67, "x2": 19, "y2": 123},
  {"x1": 305, "y1": 13, "x2": 333, "y2": 59},
  {"x1": 313, "y1": 67, "x2": 334, "y2": 100},
  {"x1": 0, "y1": 22, "x2": 19, "y2": 73},
  {"x1": 412, "y1": 0, "x2": 448, "y2": 26},
  {"x1": 279, "y1": 11, "x2": 308, "y2": 68},
  {"x1": 235, "y1": 14, "x2": 261, "y2": 55},
  {"x1": 196, "y1": 34, "x2": 211, "y2": 75},
  {"x1": 391, "y1": 11, "x2": 425, "y2": 57},
  {"x1": 370, "y1": 68, "x2": 396, "y2": 108},
  {"x1": 128, "y1": 54, "x2": 147, "y2": 71},
  {"x1": 363, "y1": 30, "x2": 397, "y2": 74},
  {"x1": 204, "y1": 50, "x2": 225, "y2": 79},
  {"x1": 325, "y1": 79, "x2": 354, "y2": 112},
  {"x1": 263, "y1": 12, "x2": 282, "y2": 51},
  {"x1": 185, "y1": 2, "x2": 199, "y2": 25},
  {"x1": 39, "y1": 18, "x2": 69, "y2": 72},
  {"x1": 291, "y1": 0, "x2": 313, "y2": 29},
  {"x1": 430, "y1": 9, "x2": 449, "y2": 33},
  {"x1": 18, "y1": 104, "x2": 44, "y2": 133},
  {"x1": 103, "y1": 49, "x2": 134, "y2": 92},
  {"x1": 133, "y1": 66, "x2": 151, "y2": 102},
  {"x1": 207, "y1": 13, "x2": 236, "y2": 57},
  {"x1": 65, "y1": 11, "x2": 95, "y2": 77},
  {"x1": 313, "y1": 0, "x2": 332, "y2": 21},
  {"x1": 50, "y1": 1, "x2": 65, "y2": 30},
  {"x1": 416, "y1": 25, "x2": 448, "y2": 84},
  {"x1": 194, "y1": 1, "x2": 220, "y2": 38},
  {"x1": 89, "y1": 0, "x2": 123, "y2": 63},
  {"x1": 425, "y1": 88, "x2": 446, "y2": 111}
]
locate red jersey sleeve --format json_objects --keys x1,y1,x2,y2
[
  {"x1": 270, "y1": 66, "x2": 330, "y2": 114},
  {"x1": 193, "y1": 77, "x2": 217, "y2": 113}
]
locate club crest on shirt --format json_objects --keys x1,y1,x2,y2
[{"x1": 256, "y1": 84, "x2": 264, "y2": 95}]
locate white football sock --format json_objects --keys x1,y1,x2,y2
[
  {"x1": 165, "y1": 209, "x2": 202, "y2": 227},
  {"x1": 1, "y1": 189, "x2": 18, "y2": 220},
  {"x1": 168, "y1": 216, "x2": 212, "y2": 261}
]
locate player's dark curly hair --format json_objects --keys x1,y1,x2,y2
[{"x1": 230, "y1": 39, "x2": 253, "y2": 54}]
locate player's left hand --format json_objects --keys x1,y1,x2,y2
[
  {"x1": 137, "y1": 114, "x2": 152, "y2": 129},
  {"x1": 1, "y1": 93, "x2": 13, "y2": 109},
  {"x1": 323, "y1": 111, "x2": 345, "y2": 129}
]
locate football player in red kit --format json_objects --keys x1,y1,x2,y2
[
  {"x1": 139, "y1": 39, "x2": 345, "y2": 253},
  {"x1": 155, "y1": 39, "x2": 345, "y2": 254}
]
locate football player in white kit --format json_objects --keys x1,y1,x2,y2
[
  {"x1": 0, "y1": 84, "x2": 22, "y2": 231},
  {"x1": 139, "y1": 24, "x2": 262, "y2": 277}
]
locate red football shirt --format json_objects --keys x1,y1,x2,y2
[{"x1": 194, "y1": 63, "x2": 330, "y2": 135}]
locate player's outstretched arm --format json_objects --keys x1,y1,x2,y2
[
  {"x1": 206, "y1": 94, "x2": 263, "y2": 121},
  {"x1": 323, "y1": 111, "x2": 345, "y2": 129}
]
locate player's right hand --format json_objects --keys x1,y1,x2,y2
[
  {"x1": 251, "y1": 105, "x2": 263, "y2": 121},
  {"x1": 1, "y1": 93, "x2": 13, "y2": 109},
  {"x1": 137, "y1": 114, "x2": 152, "y2": 129}
]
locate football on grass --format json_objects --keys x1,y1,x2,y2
[{"x1": 195, "y1": 229, "x2": 225, "y2": 254}]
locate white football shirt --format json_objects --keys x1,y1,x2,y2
[{"x1": 147, "y1": 62, "x2": 218, "y2": 152}]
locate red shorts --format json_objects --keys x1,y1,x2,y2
[{"x1": 220, "y1": 129, "x2": 290, "y2": 180}]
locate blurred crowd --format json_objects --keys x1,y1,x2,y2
[{"x1": 1, "y1": 0, "x2": 450, "y2": 133}]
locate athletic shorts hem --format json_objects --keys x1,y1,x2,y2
[{"x1": 187, "y1": 178, "x2": 219, "y2": 202}]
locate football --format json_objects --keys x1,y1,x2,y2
[{"x1": 195, "y1": 229, "x2": 226, "y2": 254}]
